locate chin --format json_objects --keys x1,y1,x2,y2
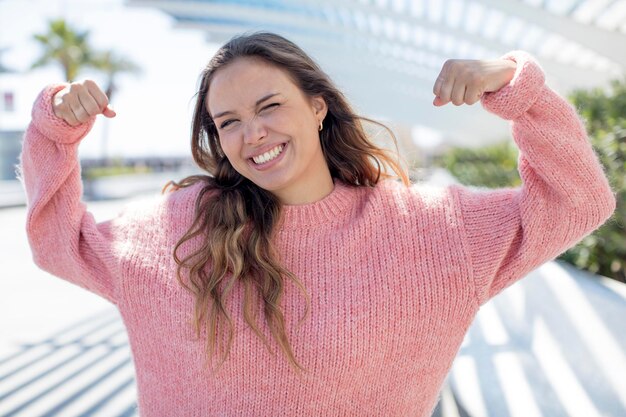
[
  {"x1": 253, "y1": 181, "x2": 286, "y2": 194},
  {"x1": 236, "y1": 164, "x2": 295, "y2": 195}
]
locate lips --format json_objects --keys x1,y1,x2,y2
[
  {"x1": 247, "y1": 142, "x2": 288, "y2": 171},
  {"x1": 247, "y1": 142, "x2": 287, "y2": 160},
  {"x1": 251, "y1": 143, "x2": 285, "y2": 164}
]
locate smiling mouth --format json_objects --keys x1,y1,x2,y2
[{"x1": 250, "y1": 143, "x2": 286, "y2": 165}]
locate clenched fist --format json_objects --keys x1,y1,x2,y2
[
  {"x1": 432, "y1": 59, "x2": 517, "y2": 107},
  {"x1": 52, "y1": 79, "x2": 116, "y2": 126}
]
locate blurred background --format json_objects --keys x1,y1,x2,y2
[{"x1": 1, "y1": 0, "x2": 625, "y2": 416}]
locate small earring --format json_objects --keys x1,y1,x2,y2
[{"x1": 319, "y1": 120, "x2": 323, "y2": 131}]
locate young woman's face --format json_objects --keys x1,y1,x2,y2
[{"x1": 207, "y1": 57, "x2": 329, "y2": 203}]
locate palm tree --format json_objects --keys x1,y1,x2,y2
[
  {"x1": 90, "y1": 50, "x2": 142, "y2": 160},
  {"x1": 30, "y1": 19, "x2": 94, "y2": 82},
  {"x1": 29, "y1": 19, "x2": 141, "y2": 101},
  {"x1": 90, "y1": 50, "x2": 142, "y2": 102},
  {"x1": 29, "y1": 18, "x2": 141, "y2": 163}
]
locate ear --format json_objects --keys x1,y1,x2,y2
[{"x1": 310, "y1": 95, "x2": 328, "y2": 122}]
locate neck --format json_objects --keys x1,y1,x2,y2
[{"x1": 276, "y1": 172, "x2": 335, "y2": 206}]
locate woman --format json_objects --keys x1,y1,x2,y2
[{"x1": 19, "y1": 32, "x2": 615, "y2": 416}]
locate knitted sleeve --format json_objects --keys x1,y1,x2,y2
[
  {"x1": 451, "y1": 50, "x2": 616, "y2": 307},
  {"x1": 17, "y1": 84, "x2": 132, "y2": 305}
]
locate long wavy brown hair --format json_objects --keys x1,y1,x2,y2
[{"x1": 163, "y1": 31, "x2": 411, "y2": 376}]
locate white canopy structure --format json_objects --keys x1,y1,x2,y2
[{"x1": 127, "y1": 0, "x2": 626, "y2": 155}]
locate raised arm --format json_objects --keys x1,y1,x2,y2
[
  {"x1": 448, "y1": 51, "x2": 616, "y2": 306},
  {"x1": 17, "y1": 82, "x2": 129, "y2": 305}
]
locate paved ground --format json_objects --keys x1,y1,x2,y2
[
  {"x1": 0, "y1": 199, "x2": 140, "y2": 417},
  {"x1": 1, "y1": 192, "x2": 625, "y2": 417},
  {"x1": 451, "y1": 261, "x2": 626, "y2": 417}
]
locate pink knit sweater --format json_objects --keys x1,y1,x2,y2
[{"x1": 18, "y1": 51, "x2": 615, "y2": 416}]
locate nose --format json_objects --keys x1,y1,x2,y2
[{"x1": 243, "y1": 116, "x2": 268, "y2": 145}]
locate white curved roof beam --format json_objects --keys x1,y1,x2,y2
[
  {"x1": 167, "y1": 22, "x2": 559, "y2": 147},
  {"x1": 166, "y1": 23, "x2": 498, "y2": 128},
  {"x1": 173, "y1": 20, "x2": 439, "y2": 88},
  {"x1": 178, "y1": 18, "x2": 539, "y2": 96},
  {"x1": 296, "y1": 0, "x2": 622, "y2": 75},
  {"x1": 129, "y1": 0, "x2": 614, "y2": 72},
  {"x1": 479, "y1": 0, "x2": 626, "y2": 67},
  {"x1": 139, "y1": 0, "x2": 614, "y2": 89},
  {"x1": 571, "y1": 0, "x2": 617, "y2": 25},
  {"x1": 132, "y1": 1, "x2": 460, "y2": 74}
]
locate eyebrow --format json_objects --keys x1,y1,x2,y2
[{"x1": 211, "y1": 92, "x2": 281, "y2": 119}]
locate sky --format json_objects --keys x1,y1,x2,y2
[{"x1": 0, "y1": 0, "x2": 219, "y2": 158}]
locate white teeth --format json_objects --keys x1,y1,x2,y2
[{"x1": 252, "y1": 144, "x2": 284, "y2": 164}]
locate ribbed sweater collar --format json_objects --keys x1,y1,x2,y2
[{"x1": 279, "y1": 179, "x2": 360, "y2": 228}]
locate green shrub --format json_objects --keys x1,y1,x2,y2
[
  {"x1": 82, "y1": 159, "x2": 152, "y2": 180},
  {"x1": 433, "y1": 140, "x2": 520, "y2": 188},
  {"x1": 434, "y1": 77, "x2": 626, "y2": 284},
  {"x1": 564, "y1": 79, "x2": 626, "y2": 283}
]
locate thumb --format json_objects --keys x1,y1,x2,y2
[
  {"x1": 102, "y1": 105, "x2": 116, "y2": 118},
  {"x1": 433, "y1": 96, "x2": 445, "y2": 107}
]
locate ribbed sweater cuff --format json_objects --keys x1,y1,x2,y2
[
  {"x1": 31, "y1": 83, "x2": 97, "y2": 145},
  {"x1": 480, "y1": 50, "x2": 546, "y2": 120}
]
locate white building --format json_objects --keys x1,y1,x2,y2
[{"x1": 0, "y1": 70, "x2": 31, "y2": 181}]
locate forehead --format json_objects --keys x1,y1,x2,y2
[{"x1": 207, "y1": 57, "x2": 300, "y2": 115}]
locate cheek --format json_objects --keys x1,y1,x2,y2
[
  {"x1": 266, "y1": 110, "x2": 296, "y2": 130},
  {"x1": 220, "y1": 144, "x2": 247, "y2": 176},
  {"x1": 218, "y1": 136, "x2": 241, "y2": 162}
]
